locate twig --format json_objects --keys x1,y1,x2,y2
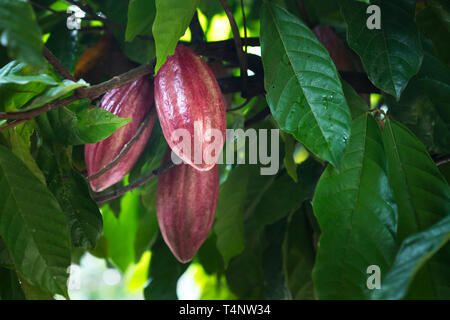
[
  {"x1": 219, "y1": 0, "x2": 248, "y2": 97},
  {"x1": 43, "y1": 46, "x2": 76, "y2": 81},
  {"x1": 0, "y1": 61, "x2": 155, "y2": 121},
  {"x1": 244, "y1": 108, "x2": 271, "y2": 128},
  {"x1": 434, "y1": 154, "x2": 450, "y2": 166},
  {"x1": 227, "y1": 97, "x2": 253, "y2": 112},
  {"x1": 189, "y1": 11, "x2": 205, "y2": 44},
  {"x1": 0, "y1": 119, "x2": 28, "y2": 131},
  {"x1": 86, "y1": 110, "x2": 155, "y2": 181},
  {"x1": 29, "y1": 1, "x2": 68, "y2": 17},
  {"x1": 240, "y1": 0, "x2": 248, "y2": 55},
  {"x1": 93, "y1": 160, "x2": 175, "y2": 204}
]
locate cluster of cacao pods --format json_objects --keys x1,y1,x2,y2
[{"x1": 85, "y1": 45, "x2": 226, "y2": 263}]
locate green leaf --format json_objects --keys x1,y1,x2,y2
[
  {"x1": 36, "y1": 100, "x2": 131, "y2": 146},
  {"x1": 381, "y1": 119, "x2": 450, "y2": 299},
  {"x1": 45, "y1": 21, "x2": 79, "y2": 73},
  {"x1": 144, "y1": 234, "x2": 189, "y2": 300},
  {"x1": 24, "y1": 79, "x2": 88, "y2": 111},
  {"x1": 260, "y1": 2, "x2": 352, "y2": 167},
  {"x1": 280, "y1": 131, "x2": 298, "y2": 182},
  {"x1": 416, "y1": 0, "x2": 450, "y2": 66},
  {"x1": 153, "y1": 0, "x2": 199, "y2": 73},
  {"x1": 262, "y1": 218, "x2": 291, "y2": 299},
  {"x1": 68, "y1": 104, "x2": 131, "y2": 144},
  {"x1": 385, "y1": 49, "x2": 450, "y2": 154},
  {"x1": 0, "y1": 237, "x2": 13, "y2": 269},
  {"x1": 36, "y1": 144, "x2": 102, "y2": 249},
  {"x1": 0, "y1": 61, "x2": 54, "y2": 112},
  {"x1": 0, "y1": 145, "x2": 71, "y2": 296},
  {"x1": 283, "y1": 205, "x2": 316, "y2": 300},
  {"x1": 126, "y1": 0, "x2": 156, "y2": 42},
  {"x1": 0, "y1": 0, "x2": 45, "y2": 68},
  {"x1": 341, "y1": 79, "x2": 369, "y2": 119},
  {"x1": 339, "y1": 0, "x2": 423, "y2": 98},
  {"x1": 312, "y1": 114, "x2": 398, "y2": 299},
  {"x1": 214, "y1": 165, "x2": 250, "y2": 267},
  {"x1": 8, "y1": 130, "x2": 47, "y2": 185},
  {"x1": 102, "y1": 192, "x2": 141, "y2": 272},
  {"x1": 372, "y1": 214, "x2": 450, "y2": 300},
  {"x1": 0, "y1": 267, "x2": 25, "y2": 300}
]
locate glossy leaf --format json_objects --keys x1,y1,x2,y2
[
  {"x1": 312, "y1": 114, "x2": 398, "y2": 299},
  {"x1": 382, "y1": 119, "x2": 450, "y2": 298},
  {"x1": 260, "y1": 2, "x2": 351, "y2": 166},
  {"x1": 36, "y1": 100, "x2": 131, "y2": 146},
  {"x1": 0, "y1": 0, "x2": 45, "y2": 68},
  {"x1": 0, "y1": 145, "x2": 71, "y2": 296},
  {"x1": 126, "y1": 0, "x2": 156, "y2": 42},
  {"x1": 341, "y1": 79, "x2": 369, "y2": 119},
  {"x1": 0, "y1": 61, "x2": 53, "y2": 112},
  {"x1": 385, "y1": 50, "x2": 450, "y2": 154},
  {"x1": 214, "y1": 165, "x2": 250, "y2": 267},
  {"x1": 24, "y1": 79, "x2": 88, "y2": 111},
  {"x1": 373, "y1": 214, "x2": 450, "y2": 300},
  {"x1": 339, "y1": 0, "x2": 423, "y2": 98},
  {"x1": 153, "y1": 0, "x2": 199, "y2": 73},
  {"x1": 37, "y1": 144, "x2": 102, "y2": 249}
]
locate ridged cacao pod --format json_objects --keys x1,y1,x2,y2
[
  {"x1": 156, "y1": 152, "x2": 219, "y2": 263},
  {"x1": 154, "y1": 44, "x2": 226, "y2": 171},
  {"x1": 85, "y1": 77, "x2": 156, "y2": 192}
]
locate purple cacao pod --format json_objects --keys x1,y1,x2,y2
[
  {"x1": 85, "y1": 76, "x2": 156, "y2": 192},
  {"x1": 154, "y1": 44, "x2": 226, "y2": 171},
  {"x1": 156, "y1": 152, "x2": 219, "y2": 263}
]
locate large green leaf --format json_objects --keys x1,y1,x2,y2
[
  {"x1": 386, "y1": 50, "x2": 450, "y2": 154},
  {"x1": 382, "y1": 119, "x2": 450, "y2": 298},
  {"x1": 372, "y1": 214, "x2": 450, "y2": 300},
  {"x1": 416, "y1": 0, "x2": 450, "y2": 66},
  {"x1": 8, "y1": 130, "x2": 46, "y2": 185},
  {"x1": 126, "y1": 0, "x2": 156, "y2": 42},
  {"x1": 23, "y1": 79, "x2": 88, "y2": 111},
  {"x1": 102, "y1": 192, "x2": 141, "y2": 273},
  {"x1": 214, "y1": 165, "x2": 251, "y2": 267},
  {"x1": 36, "y1": 100, "x2": 131, "y2": 146},
  {"x1": 0, "y1": 267, "x2": 25, "y2": 300},
  {"x1": 0, "y1": 145, "x2": 71, "y2": 296},
  {"x1": 36, "y1": 144, "x2": 102, "y2": 249},
  {"x1": 0, "y1": 61, "x2": 54, "y2": 112},
  {"x1": 144, "y1": 234, "x2": 189, "y2": 300},
  {"x1": 0, "y1": 0, "x2": 45, "y2": 68},
  {"x1": 339, "y1": 0, "x2": 423, "y2": 98},
  {"x1": 260, "y1": 2, "x2": 351, "y2": 167},
  {"x1": 312, "y1": 114, "x2": 398, "y2": 299},
  {"x1": 283, "y1": 205, "x2": 316, "y2": 300},
  {"x1": 153, "y1": 0, "x2": 199, "y2": 73}
]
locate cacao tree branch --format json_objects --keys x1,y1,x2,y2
[
  {"x1": 0, "y1": 40, "x2": 377, "y2": 127},
  {"x1": 43, "y1": 46, "x2": 76, "y2": 81},
  {"x1": 86, "y1": 109, "x2": 156, "y2": 181},
  {"x1": 433, "y1": 154, "x2": 450, "y2": 166},
  {"x1": 93, "y1": 160, "x2": 175, "y2": 204},
  {"x1": 189, "y1": 11, "x2": 205, "y2": 44},
  {"x1": 219, "y1": 0, "x2": 248, "y2": 96}
]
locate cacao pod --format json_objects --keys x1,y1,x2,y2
[
  {"x1": 154, "y1": 44, "x2": 226, "y2": 171},
  {"x1": 85, "y1": 76, "x2": 156, "y2": 192},
  {"x1": 156, "y1": 151, "x2": 219, "y2": 263}
]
